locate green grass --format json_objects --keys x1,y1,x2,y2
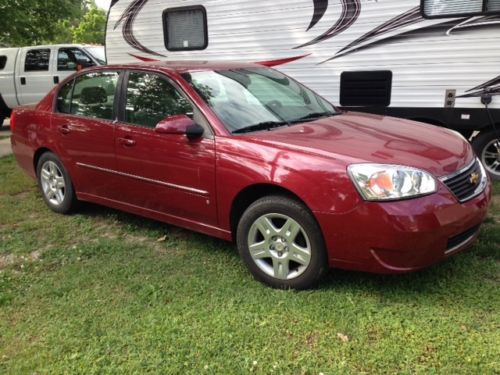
[{"x1": 0, "y1": 155, "x2": 499, "y2": 374}]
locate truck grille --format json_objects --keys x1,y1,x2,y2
[{"x1": 440, "y1": 159, "x2": 486, "y2": 203}]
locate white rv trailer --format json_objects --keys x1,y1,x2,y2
[{"x1": 106, "y1": 0, "x2": 500, "y2": 179}]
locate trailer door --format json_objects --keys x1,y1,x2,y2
[{"x1": 16, "y1": 47, "x2": 55, "y2": 105}]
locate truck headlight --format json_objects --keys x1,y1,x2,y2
[{"x1": 348, "y1": 164, "x2": 437, "y2": 201}]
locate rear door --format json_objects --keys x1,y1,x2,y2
[
  {"x1": 113, "y1": 70, "x2": 218, "y2": 225},
  {"x1": 16, "y1": 47, "x2": 55, "y2": 105},
  {"x1": 52, "y1": 70, "x2": 121, "y2": 198}
]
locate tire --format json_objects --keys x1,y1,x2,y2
[
  {"x1": 472, "y1": 130, "x2": 500, "y2": 181},
  {"x1": 36, "y1": 152, "x2": 78, "y2": 214},
  {"x1": 236, "y1": 195, "x2": 327, "y2": 289}
]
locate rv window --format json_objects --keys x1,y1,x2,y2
[
  {"x1": 340, "y1": 71, "x2": 392, "y2": 107},
  {"x1": 163, "y1": 6, "x2": 208, "y2": 51},
  {"x1": 422, "y1": 0, "x2": 500, "y2": 18},
  {"x1": 0, "y1": 56, "x2": 6, "y2": 70},
  {"x1": 24, "y1": 49, "x2": 50, "y2": 72}
]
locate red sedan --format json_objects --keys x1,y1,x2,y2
[{"x1": 10, "y1": 62, "x2": 491, "y2": 289}]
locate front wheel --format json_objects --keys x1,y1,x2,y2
[
  {"x1": 236, "y1": 195, "x2": 327, "y2": 289},
  {"x1": 36, "y1": 152, "x2": 78, "y2": 214},
  {"x1": 472, "y1": 130, "x2": 500, "y2": 181}
]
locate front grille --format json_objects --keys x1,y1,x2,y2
[
  {"x1": 441, "y1": 160, "x2": 484, "y2": 202},
  {"x1": 446, "y1": 225, "x2": 480, "y2": 253}
]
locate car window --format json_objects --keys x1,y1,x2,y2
[
  {"x1": 58, "y1": 48, "x2": 95, "y2": 71},
  {"x1": 56, "y1": 79, "x2": 74, "y2": 113},
  {"x1": 24, "y1": 49, "x2": 50, "y2": 72},
  {"x1": 70, "y1": 71, "x2": 119, "y2": 120},
  {"x1": 125, "y1": 72, "x2": 193, "y2": 128},
  {"x1": 184, "y1": 68, "x2": 336, "y2": 133}
]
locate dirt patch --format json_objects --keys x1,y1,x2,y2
[
  {"x1": 306, "y1": 332, "x2": 319, "y2": 350},
  {"x1": 0, "y1": 250, "x2": 42, "y2": 270}
]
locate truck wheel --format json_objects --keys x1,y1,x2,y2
[
  {"x1": 472, "y1": 130, "x2": 500, "y2": 181},
  {"x1": 236, "y1": 195, "x2": 327, "y2": 289}
]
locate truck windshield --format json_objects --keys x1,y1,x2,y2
[
  {"x1": 182, "y1": 67, "x2": 337, "y2": 133},
  {"x1": 84, "y1": 46, "x2": 106, "y2": 65}
]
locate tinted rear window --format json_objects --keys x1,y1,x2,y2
[
  {"x1": 0, "y1": 56, "x2": 6, "y2": 70},
  {"x1": 25, "y1": 49, "x2": 50, "y2": 72}
]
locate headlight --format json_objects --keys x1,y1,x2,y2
[{"x1": 348, "y1": 164, "x2": 437, "y2": 201}]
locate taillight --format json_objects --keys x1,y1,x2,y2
[{"x1": 9, "y1": 111, "x2": 16, "y2": 133}]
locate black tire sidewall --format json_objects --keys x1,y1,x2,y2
[
  {"x1": 36, "y1": 152, "x2": 77, "y2": 214},
  {"x1": 472, "y1": 130, "x2": 500, "y2": 181},
  {"x1": 236, "y1": 195, "x2": 327, "y2": 289}
]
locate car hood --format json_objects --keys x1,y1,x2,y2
[{"x1": 244, "y1": 112, "x2": 474, "y2": 177}]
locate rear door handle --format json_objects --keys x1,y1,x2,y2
[
  {"x1": 53, "y1": 76, "x2": 59, "y2": 84},
  {"x1": 58, "y1": 125, "x2": 70, "y2": 135},
  {"x1": 20, "y1": 77, "x2": 26, "y2": 85},
  {"x1": 118, "y1": 137, "x2": 136, "y2": 147}
]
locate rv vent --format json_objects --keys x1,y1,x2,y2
[{"x1": 340, "y1": 71, "x2": 392, "y2": 107}]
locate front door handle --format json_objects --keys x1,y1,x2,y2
[
  {"x1": 58, "y1": 125, "x2": 70, "y2": 135},
  {"x1": 118, "y1": 137, "x2": 136, "y2": 147},
  {"x1": 20, "y1": 77, "x2": 26, "y2": 85}
]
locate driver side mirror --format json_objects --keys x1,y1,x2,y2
[{"x1": 155, "y1": 114, "x2": 204, "y2": 140}]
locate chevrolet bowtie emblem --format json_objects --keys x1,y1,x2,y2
[{"x1": 469, "y1": 172, "x2": 480, "y2": 185}]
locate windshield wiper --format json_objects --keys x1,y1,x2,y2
[
  {"x1": 232, "y1": 121, "x2": 288, "y2": 134},
  {"x1": 290, "y1": 112, "x2": 336, "y2": 123}
]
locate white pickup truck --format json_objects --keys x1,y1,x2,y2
[{"x1": 0, "y1": 44, "x2": 105, "y2": 127}]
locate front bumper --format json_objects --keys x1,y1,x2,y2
[{"x1": 315, "y1": 182, "x2": 492, "y2": 274}]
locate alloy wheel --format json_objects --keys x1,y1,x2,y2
[
  {"x1": 40, "y1": 161, "x2": 66, "y2": 206},
  {"x1": 247, "y1": 213, "x2": 312, "y2": 280}
]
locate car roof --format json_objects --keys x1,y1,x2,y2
[{"x1": 92, "y1": 60, "x2": 263, "y2": 74}]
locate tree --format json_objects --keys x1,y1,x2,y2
[
  {"x1": 72, "y1": 6, "x2": 106, "y2": 45},
  {"x1": 0, "y1": 0, "x2": 105, "y2": 47},
  {"x1": 0, "y1": 0, "x2": 82, "y2": 47}
]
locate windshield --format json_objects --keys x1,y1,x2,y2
[
  {"x1": 182, "y1": 67, "x2": 337, "y2": 133},
  {"x1": 84, "y1": 46, "x2": 106, "y2": 65}
]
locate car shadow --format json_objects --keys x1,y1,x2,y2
[
  {"x1": 74, "y1": 202, "x2": 488, "y2": 301},
  {"x1": 76, "y1": 202, "x2": 237, "y2": 256}
]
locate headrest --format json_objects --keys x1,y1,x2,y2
[{"x1": 80, "y1": 86, "x2": 107, "y2": 105}]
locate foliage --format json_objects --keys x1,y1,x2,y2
[
  {"x1": 72, "y1": 6, "x2": 107, "y2": 45},
  {"x1": 0, "y1": 0, "x2": 106, "y2": 47},
  {"x1": 0, "y1": 154, "x2": 499, "y2": 373}
]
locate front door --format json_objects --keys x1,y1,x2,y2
[
  {"x1": 114, "y1": 71, "x2": 218, "y2": 226},
  {"x1": 56, "y1": 47, "x2": 98, "y2": 83}
]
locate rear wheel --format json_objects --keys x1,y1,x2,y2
[
  {"x1": 36, "y1": 152, "x2": 78, "y2": 214},
  {"x1": 472, "y1": 130, "x2": 500, "y2": 181},
  {"x1": 236, "y1": 195, "x2": 327, "y2": 289}
]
